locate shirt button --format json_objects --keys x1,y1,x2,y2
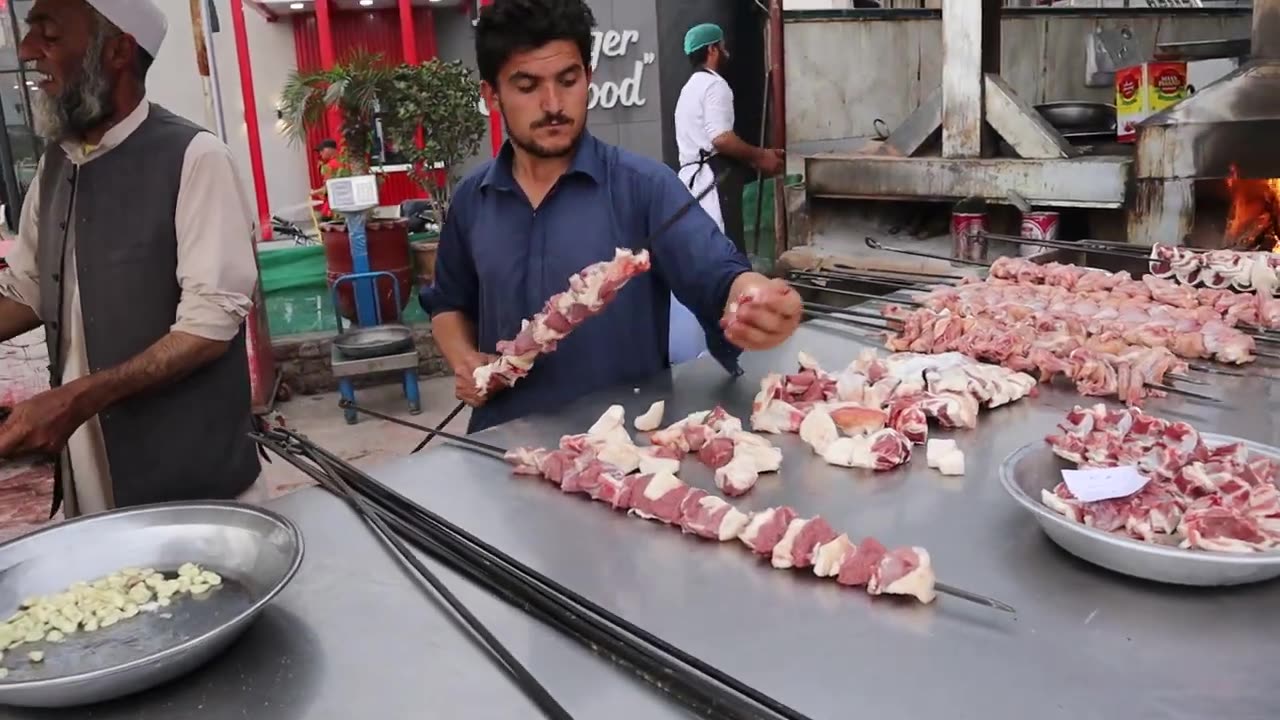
[
  {"x1": 48, "y1": 321, "x2": 58, "y2": 331},
  {"x1": 51, "y1": 273, "x2": 60, "y2": 281},
  {"x1": 58, "y1": 222, "x2": 66, "y2": 231}
]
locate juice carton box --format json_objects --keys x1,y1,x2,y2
[{"x1": 1116, "y1": 61, "x2": 1188, "y2": 143}]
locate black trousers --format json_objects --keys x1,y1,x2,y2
[{"x1": 687, "y1": 155, "x2": 747, "y2": 256}]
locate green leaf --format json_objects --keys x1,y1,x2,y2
[{"x1": 377, "y1": 59, "x2": 488, "y2": 226}]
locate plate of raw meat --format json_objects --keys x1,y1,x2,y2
[{"x1": 999, "y1": 404, "x2": 1280, "y2": 586}]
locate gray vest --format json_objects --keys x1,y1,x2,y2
[{"x1": 33, "y1": 103, "x2": 259, "y2": 508}]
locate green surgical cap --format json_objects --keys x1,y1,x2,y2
[{"x1": 683, "y1": 23, "x2": 724, "y2": 55}]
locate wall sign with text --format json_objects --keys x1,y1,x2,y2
[{"x1": 479, "y1": 29, "x2": 657, "y2": 115}]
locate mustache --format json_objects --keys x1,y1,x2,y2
[{"x1": 532, "y1": 114, "x2": 572, "y2": 129}]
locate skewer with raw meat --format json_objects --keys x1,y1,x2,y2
[
  {"x1": 1041, "y1": 404, "x2": 1280, "y2": 552},
  {"x1": 474, "y1": 248, "x2": 652, "y2": 393},
  {"x1": 982, "y1": 255, "x2": 1280, "y2": 330},
  {"x1": 505, "y1": 446, "x2": 943, "y2": 604},
  {"x1": 1149, "y1": 244, "x2": 1280, "y2": 296}
]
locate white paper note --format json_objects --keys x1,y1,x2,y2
[{"x1": 1061, "y1": 466, "x2": 1150, "y2": 503}]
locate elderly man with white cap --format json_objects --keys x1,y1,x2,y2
[{"x1": 0, "y1": 0, "x2": 265, "y2": 518}]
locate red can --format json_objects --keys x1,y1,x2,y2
[
  {"x1": 951, "y1": 212, "x2": 988, "y2": 262},
  {"x1": 1019, "y1": 210, "x2": 1060, "y2": 256}
]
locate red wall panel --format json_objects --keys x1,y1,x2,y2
[{"x1": 292, "y1": 8, "x2": 441, "y2": 207}]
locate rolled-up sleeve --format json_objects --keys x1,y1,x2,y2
[
  {"x1": 647, "y1": 170, "x2": 750, "y2": 368},
  {"x1": 419, "y1": 197, "x2": 478, "y2": 319},
  {"x1": 702, "y1": 78, "x2": 735, "y2": 140},
  {"x1": 172, "y1": 133, "x2": 258, "y2": 341},
  {"x1": 0, "y1": 158, "x2": 45, "y2": 316}
]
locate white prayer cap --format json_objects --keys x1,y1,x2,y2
[{"x1": 85, "y1": 0, "x2": 167, "y2": 59}]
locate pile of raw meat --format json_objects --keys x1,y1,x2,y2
[
  {"x1": 1149, "y1": 244, "x2": 1280, "y2": 297},
  {"x1": 1043, "y1": 404, "x2": 1280, "y2": 553},
  {"x1": 474, "y1": 248, "x2": 652, "y2": 393},
  {"x1": 751, "y1": 350, "x2": 1036, "y2": 474},
  {"x1": 643, "y1": 404, "x2": 782, "y2": 496},
  {"x1": 504, "y1": 404, "x2": 937, "y2": 603}
]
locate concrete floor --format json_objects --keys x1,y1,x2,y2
[
  {"x1": 0, "y1": 375, "x2": 467, "y2": 542},
  {"x1": 261, "y1": 375, "x2": 468, "y2": 495}
]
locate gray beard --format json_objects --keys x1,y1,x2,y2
[{"x1": 31, "y1": 31, "x2": 115, "y2": 142}]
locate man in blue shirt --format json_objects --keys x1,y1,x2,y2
[{"x1": 422, "y1": 0, "x2": 801, "y2": 434}]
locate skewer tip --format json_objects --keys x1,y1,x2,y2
[{"x1": 934, "y1": 582, "x2": 1016, "y2": 613}]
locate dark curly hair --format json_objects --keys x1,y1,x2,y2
[{"x1": 474, "y1": 0, "x2": 597, "y2": 87}]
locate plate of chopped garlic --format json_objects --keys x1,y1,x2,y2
[{"x1": 0, "y1": 501, "x2": 303, "y2": 708}]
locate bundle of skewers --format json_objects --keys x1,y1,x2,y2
[
  {"x1": 253, "y1": 423, "x2": 814, "y2": 720},
  {"x1": 787, "y1": 235, "x2": 1280, "y2": 407}
]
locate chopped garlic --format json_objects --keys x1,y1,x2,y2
[{"x1": 0, "y1": 562, "x2": 223, "y2": 664}]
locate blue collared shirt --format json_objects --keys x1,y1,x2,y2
[{"x1": 421, "y1": 132, "x2": 751, "y2": 433}]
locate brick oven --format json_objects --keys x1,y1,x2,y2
[{"x1": 1130, "y1": 0, "x2": 1280, "y2": 252}]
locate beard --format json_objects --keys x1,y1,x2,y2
[
  {"x1": 503, "y1": 114, "x2": 582, "y2": 159},
  {"x1": 31, "y1": 29, "x2": 116, "y2": 142}
]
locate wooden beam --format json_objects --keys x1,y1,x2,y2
[
  {"x1": 983, "y1": 75, "x2": 1075, "y2": 159},
  {"x1": 882, "y1": 88, "x2": 941, "y2": 158},
  {"x1": 940, "y1": 1, "x2": 985, "y2": 158}
]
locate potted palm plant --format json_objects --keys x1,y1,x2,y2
[
  {"x1": 379, "y1": 59, "x2": 487, "y2": 288},
  {"x1": 278, "y1": 51, "x2": 413, "y2": 326}
]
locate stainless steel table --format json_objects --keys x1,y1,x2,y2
[
  {"x1": 0, "y1": 487, "x2": 696, "y2": 719},
  {"x1": 353, "y1": 322, "x2": 1278, "y2": 720}
]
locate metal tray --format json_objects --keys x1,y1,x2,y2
[
  {"x1": 334, "y1": 324, "x2": 415, "y2": 360},
  {"x1": 999, "y1": 433, "x2": 1280, "y2": 587},
  {"x1": 0, "y1": 501, "x2": 304, "y2": 708}
]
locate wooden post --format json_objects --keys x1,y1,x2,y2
[{"x1": 941, "y1": 0, "x2": 1001, "y2": 158}]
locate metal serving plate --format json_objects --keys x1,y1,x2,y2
[
  {"x1": 0, "y1": 501, "x2": 303, "y2": 708},
  {"x1": 334, "y1": 324, "x2": 415, "y2": 360},
  {"x1": 1000, "y1": 433, "x2": 1280, "y2": 587}
]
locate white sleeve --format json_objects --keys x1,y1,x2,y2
[
  {"x1": 171, "y1": 133, "x2": 259, "y2": 342},
  {"x1": 702, "y1": 78, "x2": 736, "y2": 140},
  {"x1": 0, "y1": 157, "x2": 45, "y2": 317}
]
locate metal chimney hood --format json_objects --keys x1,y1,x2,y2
[{"x1": 1136, "y1": 0, "x2": 1280, "y2": 181}]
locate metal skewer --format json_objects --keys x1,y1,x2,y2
[
  {"x1": 335, "y1": 403, "x2": 1017, "y2": 615},
  {"x1": 1146, "y1": 382, "x2": 1221, "y2": 403},
  {"x1": 789, "y1": 280, "x2": 924, "y2": 306},
  {"x1": 934, "y1": 582, "x2": 1016, "y2": 613},
  {"x1": 1187, "y1": 362, "x2": 1249, "y2": 377},
  {"x1": 1165, "y1": 373, "x2": 1208, "y2": 386},
  {"x1": 803, "y1": 307, "x2": 898, "y2": 333},
  {"x1": 790, "y1": 269, "x2": 938, "y2": 292},
  {"x1": 339, "y1": 400, "x2": 508, "y2": 458},
  {"x1": 803, "y1": 300, "x2": 903, "y2": 325},
  {"x1": 411, "y1": 401, "x2": 468, "y2": 453},
  {"x1": 976, "y1": 232, "x2": 1153, "y2": 260},
  {"x1": 825, "y1": 264, "x2": 967, "y2": 281},
  {"x1": 865, "y1": 236, "x2": 992, "y2": 267}
]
